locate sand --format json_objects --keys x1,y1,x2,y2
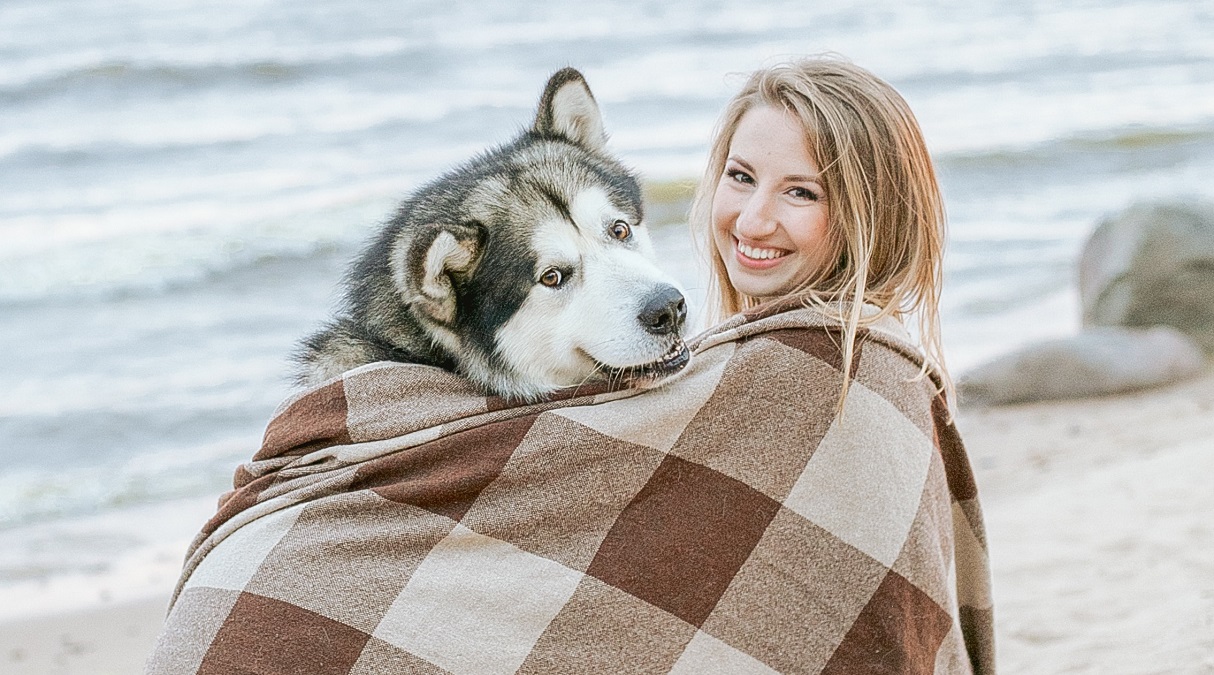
[
  {"x1": 959, "y1": 364, "x2": 1214, "y2": 674},
  {"x1": 0, "y1": 595, "x2": 168, "y2": 675},
  {"x1": 2, "y1": 368, "x2": 1212, "y2": 674}
]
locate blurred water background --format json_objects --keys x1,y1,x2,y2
[{"x1": 2, "y1": 0, "x2": 1213, "y2": 618}]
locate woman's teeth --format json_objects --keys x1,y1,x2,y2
[{"x1": 738, "y1": 241, "x2": 788, "y2": 260}]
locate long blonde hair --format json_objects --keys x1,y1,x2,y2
[{"x1": 690, "y1": 56, "x2": 953, "y2": 405}]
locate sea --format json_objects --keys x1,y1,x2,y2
[{"x1": 2, "y1": 0, "x2": 1213, "y2": 620}]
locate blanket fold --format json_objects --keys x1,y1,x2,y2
[{"x1": 146, "y1": 303, "x2": 995, "y2": 675}]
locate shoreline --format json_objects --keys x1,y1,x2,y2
[{"x1": 3, "y1": 367, "x2": 1212, "y2": 674}]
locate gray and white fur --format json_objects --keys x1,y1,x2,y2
[{"x1": 296, "y1": 68, "x2": 688, "y2": 400}]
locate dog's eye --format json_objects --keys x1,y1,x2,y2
[
  {"x1": 539, "y1": 267, "x2": 564, "y2": 288},
  {"x1": 609, "y1": 220, "x2": 632, "y2": 241}
]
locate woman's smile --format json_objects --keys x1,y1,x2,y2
[{"x1": 733, "y1": 237, "x2": 791, "y2": 266}]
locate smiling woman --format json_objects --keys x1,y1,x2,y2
[
  {"x1": 685, "y1": 55, "x2": 993, "y2": 673},
  {"x1": 711, "y1": 105, "x2": 832, "y2": 299},
  {"x1": 691, "y1": 56, "x2": 951, "y2": 407}
]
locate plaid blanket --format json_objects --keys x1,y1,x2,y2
[{"x1": 146, "y1": 302, "x2": 994, "y2": 675}]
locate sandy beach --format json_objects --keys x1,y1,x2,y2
[
  {"x1": 2, "y1": 367, "x2": 1212, "y2": 674},
  {"x1": 961, "y1": 365, "x2": 1214, "y2": 674},
  {"x1": 0, "y1": 595, "x2": 168, "y2": 675}
]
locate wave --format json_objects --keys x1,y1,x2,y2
[
  {"x1": 0, "y1": 60, "x2": 308, "y2": 105},
  {"x1": 1, "y1": 246, "x2": 352, "y2": 309},
  {"x1": 0, "y1": 92, "x2": 518, "y2": 167},
  {"x1": 0, "y1": 495, "x2": 214, "y2": 619},
  {"x1": 0, "y1": 433, "x2": 251, "y2": 532},
  {"x1": 0, "y1": 237, "x2": 357, "y2": 307},
  {"x1": 898, "y1": 48, "x2": 1211, "y2": 93},
  {"x1": 1062, "y1": 126, "x2": 1214, "y2": 152},
  {"x1": 0, "y1": 133, "x2": 282, "y2": 172},
  {"x1": 0, "y1": 35, "x2": 421, "y2": 101},
  {"x1": 937, "y1": 122, "x2": 1214, "y2": 168}
]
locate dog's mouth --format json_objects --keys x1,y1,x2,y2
[{"x1": 601, "y1": 338, "x2": 690, "y2": 386}]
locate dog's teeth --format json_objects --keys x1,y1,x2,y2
[{"x1": 658, "y1": 342, "x2": 684, "y2": 364}]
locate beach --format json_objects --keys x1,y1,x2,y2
[
  {"x1": 1, "y1": 366, "x2": 1211, "y2": 674},
  {"x1": 0, "y1": 596, "x2": 167, "y2": 675},
  {"x1": 3, "y1": 0, "x2": 1214, "y2": 672},
  {"x1": 962, "y1": 368, "x2": 1214, "y2": 674}
]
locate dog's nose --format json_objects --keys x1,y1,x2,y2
[{"x1": 638, "y1": 285, "x2": 687, "y2": 336}]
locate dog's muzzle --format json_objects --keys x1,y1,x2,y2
[
  {"x1": 638, "y1": 284, "x2": 687, "y2": 336},
  {"x1": 600, "y1": 284, "x2": 690, "y2": 387}
]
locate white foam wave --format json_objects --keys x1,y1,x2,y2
[
  {"x1": 0, "y1": 177, "x2": 407, "y2": 302},
  {"x1": 0, "y1": 27, "x2": 415, "y2": 92},
  {"x1": 0, "y1": 496, "x2": 217, "y2": 620},
  {"x1": 0, "y1": 84, "x2": 527, "y2": 161},
  {"x1": 0, "y1": 437, "x2": 252, "y2": 531}
]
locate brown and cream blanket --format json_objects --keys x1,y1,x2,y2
[{"x1": 146, "y1": 302, "x2": 995, "y2": 674}]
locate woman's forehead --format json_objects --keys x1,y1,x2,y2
[{"x1": 728, "y1": 105, "x2": 820, "y2": 176}]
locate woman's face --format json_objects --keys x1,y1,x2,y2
[{"x1": 711, "y1": 105, "x2": 832, "y2": 300}]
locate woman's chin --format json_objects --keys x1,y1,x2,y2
[
  {"x1": 727, "y1": 266, "x2": 797, "y2": 300},
  {"x1": 727, "y1": 253, "x2": 822, "y2": 300}
]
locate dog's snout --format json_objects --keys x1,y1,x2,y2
[{"x1": 638, "y1": 285, "x2": 687, "y2": 336}]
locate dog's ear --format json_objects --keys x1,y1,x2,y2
[
  {"x1": 532, "y1": 67, "x2": 606, "y2": 150},
  {"x1": 396, "y1": 222, "x2": 485, "y2": 325}
]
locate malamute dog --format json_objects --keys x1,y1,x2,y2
[{"x1": 296, "y1": 68, "x2": 689, "y2": 400}]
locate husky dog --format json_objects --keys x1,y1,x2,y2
[{"x1": 296, "y1": 68, "x2": 689, "y2": 400}]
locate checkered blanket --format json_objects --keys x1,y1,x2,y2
[{"x1": 146, "y1": 302, "x2": 994, "y2": 675}]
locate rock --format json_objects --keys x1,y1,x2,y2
[
  {"x1": 1079, "y1": 200, "x2": 1214, "y2": 351},
  {"x1": 957, "y1": 326, "x2": 1205, "y2": 406}
]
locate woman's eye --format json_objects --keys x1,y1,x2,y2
[
  {"x1": 539, "y1": 268, "x2": 564, "y2": 288},
  {"x1": 789, "y1": 186, "x2": 821, "y2": 201},
  {"x1": 609, "y1": 220, "x2": 632, "y2": 241},
  {"x1": 725, "y1": 169, "x2": 754, "y2": 185}
]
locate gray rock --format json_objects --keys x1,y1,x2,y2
[
  {"x1": 958, "y1": 326, "x2": 1206, "y2": 406},
  {"x1": 1079, "y1": 200, "x2": 1214, "y2": 351}
]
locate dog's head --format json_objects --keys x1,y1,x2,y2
[{"x1": 391, "y1": 68, "x2": 689, "y2": 400}]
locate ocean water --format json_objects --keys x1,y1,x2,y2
[{"x1": 2, "y1": 0, "x2": 1213, "y2": 617}]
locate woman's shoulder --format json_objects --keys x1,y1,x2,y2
[
  {"x1": 692, "y1": 299, "x2": 929, "y2": 371},
  {"x1": 688, "y1": 299, "x2": 943, "y2": 430}
]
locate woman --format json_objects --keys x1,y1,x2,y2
[
  {"x1": 684, "y1": 56, "x2": 994, "y2": 672},
  {"x1": 692, "y1": 57, "x2": 952, "y2": 409},
  {"x1": 146, "y1": 59, "x2": 993, "y2": 675}
]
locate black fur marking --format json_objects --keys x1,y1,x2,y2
[
  {"x1": 458, "y1": 230, "x2": 536, "y2": 361},
  {"x1": 537, "y1": 183, "x2": 575, "y2": 229}
]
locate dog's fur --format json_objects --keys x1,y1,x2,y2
[{"x1": 295, "y1": 68, "x2": 689, "y2": 400}]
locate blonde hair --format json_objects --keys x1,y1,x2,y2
[{"x1": 690, "y1": 55, "x2": 953, "y2": 406}]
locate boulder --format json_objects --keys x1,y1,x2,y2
[
  {"x1": 957, "y1": 326, "x2": 1205, "y2": 406},
  {"x1": 1079, "y1": 200, "x2": 1214, "y2": 351}
]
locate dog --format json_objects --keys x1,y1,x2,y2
[{"x1": 295, "y1": 68, "x2": 689, "y2": 400}]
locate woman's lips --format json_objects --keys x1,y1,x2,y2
[{"x1": 734, "y1": 237, "x2": 790, "y2": 270}]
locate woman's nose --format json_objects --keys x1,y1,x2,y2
[{"x1": 735, "y1": 192, "x2": 777, "y2": 238}]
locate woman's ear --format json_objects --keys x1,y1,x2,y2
[{"x1": 532, "y1": 67, "x2": 606, "y2": 150}]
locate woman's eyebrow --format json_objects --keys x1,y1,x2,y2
[
  {"x1": 727, "y1": 155, "x2": 820, "y2": 183},
  {"x1": 727, "y1": 155, "x2": 755, "y2": 173},
  {"x1": 783, "y1": 173, "x2": 821, "y2": 183}
]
